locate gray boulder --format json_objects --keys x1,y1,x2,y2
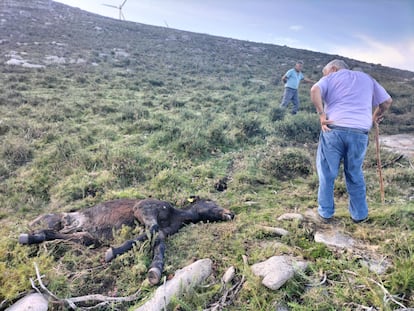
[
  {"x1": 251, "y1": 255, "x2": 308, "y2": 290},
  {"x1": 6, "y1": 293, "x2": 48, "y2": 311}
]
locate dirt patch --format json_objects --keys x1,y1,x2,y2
[{"x1": 380, "y1": 134, "x2": 414, "y2": 159}]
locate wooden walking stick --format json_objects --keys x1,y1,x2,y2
[{"x1": 374, "y1": 121, "x2": 385, "y2": 203}]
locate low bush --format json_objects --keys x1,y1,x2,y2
[
  {"x1": 261, "y1": 147, "x2": 313, "y2": 180},
  {"x1": 269, "y1": 106, "x2": 286, "y2": 121},
  {"x1": 50, "y1": 170, "x2": 113, "y2": 204},
  {"x1": 273, "y1": 113, "x2": 320, "y2": 143},
  {"x1": 110, "y1": 148, "x2": 149, "y2": 187},
  {"x1": 1, "y1": 138, "x2": 33, "y2": 167}
]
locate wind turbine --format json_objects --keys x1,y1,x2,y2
[{"x1": 102, "y1": 0, "x2": 128, "y2": 20}]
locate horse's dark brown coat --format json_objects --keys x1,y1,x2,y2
[{"x1": 19, "y1": 197, "x2": 234, "y2": 284}]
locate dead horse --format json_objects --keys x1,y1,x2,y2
[{"x1": 19, "y1": 196, "x2": 234, "y2": 285}]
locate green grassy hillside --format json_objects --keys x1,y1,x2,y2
[{"x1": 1, "y1": 0, "x2": 413, "y2": 310}]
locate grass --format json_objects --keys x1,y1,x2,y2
[{"x1": 1, "y1": 0, "x2": 414, "y2": 309}]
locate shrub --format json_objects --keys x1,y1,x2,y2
[
  {"x1": 52, "y1": 137, "x2": 81, "y2": 162},
  {"x1": 273, "y1": 113, "x2": 320, "y2": 143},
  {"x1": 244, "y1": 96, "x2": 269, "y2": 113},
  {"x1": 269, "y1": 106, "x2": 286, "y2": 122},
  {"x1": 50, "y1": 170, "x2": 114, "y2": 204},
  {"x1": 148, "y1": 79, "x2": 164, "y2": 87},
  {"x1": 235, "y1": 115, "x2": 266, "y2": 140},
  {"x1": 21, "y1": 167, "x2": 53, "y2": 201},
  {"x1": 149, "y1": 125, "x2": 181, "y2": 146},
  {"x1": 0, "y1": 120, "x2": 10, "y2": 135},
  {"x1": 111, "y1": 152, "x2": 148, "y2": 187},
  {"x1": 172, "y1": 130, "x2": 211, "y2": 158},
  {"x1": 149, "y1": 168, "x2": 191, "y2": 198},
  {"x1": 0, "y1": 161, "x2": 9, "y2": 181},
  {"x1": 261, "y1": 147, "x2": 313, "y2": 180},
  {"x1": 118, "y1": 103, "x2": 150, "y2": 122},
  {"x1": 1, "y1": 138, "x2": 33, "y2": 166}
]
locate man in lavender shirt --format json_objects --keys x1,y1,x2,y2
[{"x1": 310, "y1": 59, "x2": 392, "y2": 223}]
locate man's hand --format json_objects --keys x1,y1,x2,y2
[
  {"x1": 319, "y1": 113, "x2": 334, "y2": 132},
  {"x1": 310, "y1": 85, "x2": 332, "y2": 131},
  {"x1": 372, "y1": 97, "x2": 392, "y2": 125}
]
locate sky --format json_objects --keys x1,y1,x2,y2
[{"x1": 54, "y1": 0, "x2": 414, "y2": 72}]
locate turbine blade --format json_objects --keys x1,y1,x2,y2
[
  {"x1": 120, "y1": 0, "x2": 128, "y2": 8},
  {"x1": 102, "y1": 3, "x2": 117, "y2": 8}
]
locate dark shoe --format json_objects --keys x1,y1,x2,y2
[
  {"x1": 318, "y1": 214, "x2": 333, "y2": 224},
  {"x1": 352, "y1": 217, "x2": 368, "y2": 224},
  {"x1": 305, "y1": 209, "x2": 333, "y2": 224}
]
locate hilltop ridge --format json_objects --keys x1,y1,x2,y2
[{"x1": 2, "y1": 0, "x2": 413, "y2": 81}]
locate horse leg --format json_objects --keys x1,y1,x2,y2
[
  {"x1": 19, "y1": 229, "x2": 70, "y2": 245},
  {"x1": 19, "y1": 230, "x2": 100, "y2": 246},
  {"x1": 146, "y1": 225, "x2": 181, "y2": 285},
  {"x1": 147, "y1": 235, "x2": 166, "y2": 285},
  {"x1": 105, "y1": 232, "x2": 148, "y2": 262},
  {"x1": 19, "y1": 231, "x2": 48, "y2": 245}
]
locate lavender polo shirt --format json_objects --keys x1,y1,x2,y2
[{"x1": 315, "y1": 69, "x2": 391, "y2": 131}]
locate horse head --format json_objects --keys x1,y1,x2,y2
[{"x1": 183, "y1": 196, "x2": 235, "y2": 222}]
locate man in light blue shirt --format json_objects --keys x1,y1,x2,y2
[
  {"x1": 280, "y1": 61, "x2": 315, "y2": 114},
  {"x1": 310, "y1": 59, "x2": 392, "y2": 223}
]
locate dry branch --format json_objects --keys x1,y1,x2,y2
[
  {"x1": 344, "y1": 269, "x2": 406, "y2": 309},
  {"x1": 203, "y1": 275, "x2": 245, "y2": 311},
  {"x1": 31, "y1": 262, "x2": 141, "y2": 310},
  {"x1": 381, "y1": 154, "x2": 403, "y2": 168}
]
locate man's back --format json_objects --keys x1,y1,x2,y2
[{"x1": 316, "y1": 69, "x2": 390, "y2": 130}]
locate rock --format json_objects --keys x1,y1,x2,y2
[
  {"x1": 314, "y1": 230, "x2": 355, "y2": 248},
  {"x1": 277, "y1": 213, "x2": 304, "y2": 221},
  {"x1": 6, "y1": 293, "x2": 48, "y2": 311},
  {"x1": 134, "y1": 258, "x2": 212, "y2": 311},
  {"x1": 22, "y1": 62, "x2": 45, "y2": 68},
  {"x1": 251, "y1": 256, "x2": 308, "y2": 290},
  {"x1": 222, "y1": 266, "x2": 236, "y2": 284},
  {"x1": 5, "y1": 58, "x2": 24, "y2": 65},
  {"x1": 257, "y1": 225, "x2": 289, "y2": 236},
  {"x1": 44, "y1": 55, "x2": 66, "y2": 64},
  {"x1": 360, "y1": 257, "x2": 390, "y2": 275}
]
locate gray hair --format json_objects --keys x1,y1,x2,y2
[{"x1": 323, "y1": 59, "x2": 349, "y2": 73}]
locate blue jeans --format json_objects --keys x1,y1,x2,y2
[
  {"x1": 316, "y1": 127, "x2": 369, "y2": 221},
  {"x1": 280, "y1": 87, "x2": 299, "y2": 114}
]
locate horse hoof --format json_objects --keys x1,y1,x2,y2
[
  {"x1": 148, "y1": 267, "x2": 161, "y2": 285},
  {"x1": 19, "y1": 234, "x2": 29, "y2": 244},
  {"x1": 105, "y1": 248, "x2": 115, "y2": 262}
]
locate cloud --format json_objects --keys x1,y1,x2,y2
[
  {"x1": 330, "y1": 34, "x2": 414, "y2": 72},
  {"x1": 289, "y1": 25, "x2": 303, "y2": 31}
]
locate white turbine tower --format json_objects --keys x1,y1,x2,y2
[{"x1": 102, "y1": 0, "x2": 128, "y2": 20}]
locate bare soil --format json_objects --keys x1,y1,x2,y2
[{"x1": 380, "y1": 134, "x2": 414, "y2": 159}]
